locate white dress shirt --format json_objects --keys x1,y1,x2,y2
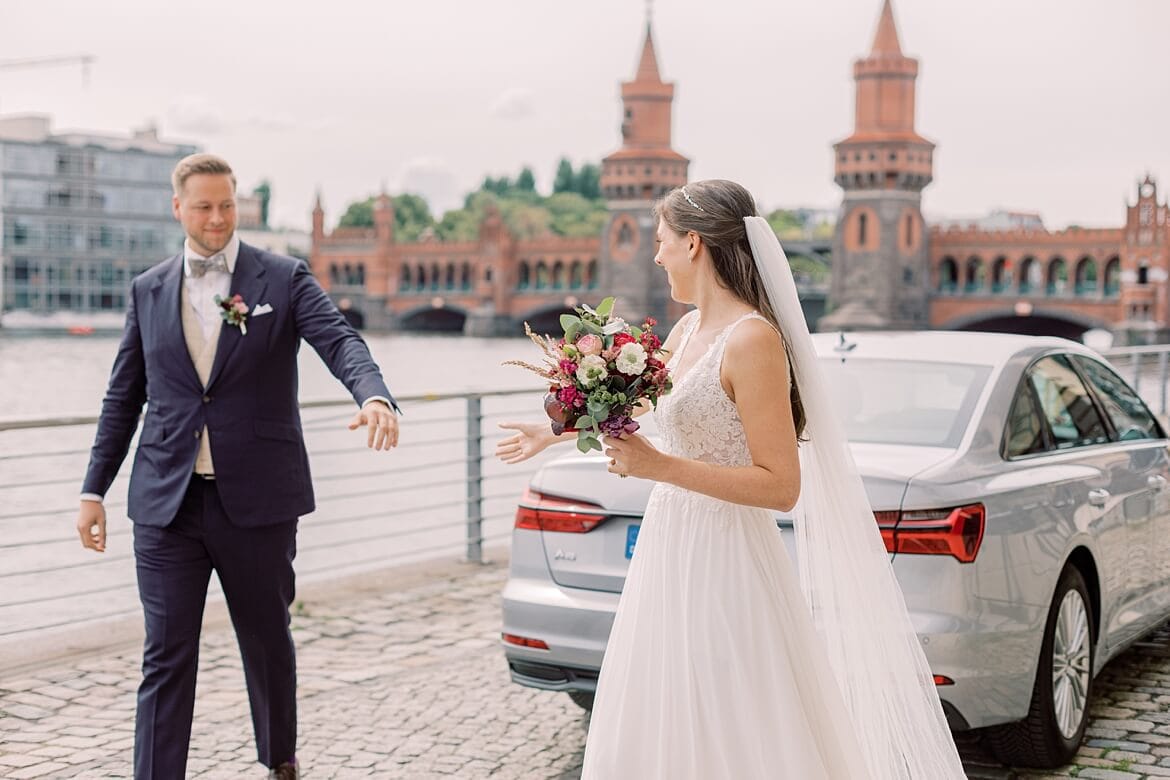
[{"x1": 184, "y1": 234, "x2": 239, "y2": 344}]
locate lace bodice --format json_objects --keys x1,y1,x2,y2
[{"x1": 655, "y1": 311, "x2": 775, "y2": 468}]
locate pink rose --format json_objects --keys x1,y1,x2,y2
[
  {"x1": 234, "y1": 301, "x2": 249, "y2": 314},
  {"x1": 602, "y1": 345, "x2": 621, "y2": 362},
  {"x1": 575, "y1": 333, "x2": 603, "y2": 356}
]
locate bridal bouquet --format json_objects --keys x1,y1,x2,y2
[{"x1": 506, "y1": 297, "x2": 672, "y2": 453}]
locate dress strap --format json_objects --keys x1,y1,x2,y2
[{"x1": 713, "y1": 312, "x2": 787, "y2": 385}]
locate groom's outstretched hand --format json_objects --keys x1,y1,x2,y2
[
  {"x1": 348, "y1": 400, "x2": 400, "y2": 451},
  {"x1": 76, "y1": 500, "x2": 107, "y2": 552}
]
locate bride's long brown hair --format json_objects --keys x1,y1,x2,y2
[{"x1": 653, "y1": 179, "x2": 806, "y2": 439}]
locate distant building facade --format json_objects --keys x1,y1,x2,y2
[
  {"x1": 828, "y1": 0, "x2": 1168, "y2": 344},
  {"x1": 307, "y1": 22, "x2": 686, "y2": 335},
  {"x1": 0, "y1": 115, "x2": 195, "y2": 324}
]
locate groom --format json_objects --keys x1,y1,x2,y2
[{"x1": 75, "y1": 153, "x2": 400, "y2": 779}]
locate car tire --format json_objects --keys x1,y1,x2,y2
[
  {"x1": 987, "y1": 565, "x2": 1095, "y2": 768},
  {"x1": 568, "y1": 690, "x2": 595, "y2": 711}
]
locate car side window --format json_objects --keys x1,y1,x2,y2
[
  {"x1": 1027, "y1": 355, "x2": 1110, "y2": 450},
  {"x1": 1073, "y1": 356, "x2": 1165, "y2": 441},
  {"x1": 1004, "y1": 383, "x2": 1047, "y2": 457}
]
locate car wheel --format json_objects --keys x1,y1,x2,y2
[
  {"x1": 568, "y1": 690, "x2": 595, "y2": 711},
  {"x1": 988, "y1": 565, "x2": 1095, "y2": 768}
]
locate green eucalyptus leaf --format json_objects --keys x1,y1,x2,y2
[
  {"x1": 595, "y1": 297, "x2": 615, "y2": 318},
  {"x1": 575, "y1": 415, "x2": 594, "y2": 429},
  {"x1": 560, "y1": 314, "x2": 582, "y2": 333}
]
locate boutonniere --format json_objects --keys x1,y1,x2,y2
[{"x1": 214, "y1": 293, "x2": 249, "y2": 335}]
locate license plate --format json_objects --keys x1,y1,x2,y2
[{"x1": 625, "y1": 524, "x2": 640, "y2": 559}]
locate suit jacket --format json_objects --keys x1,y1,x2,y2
[{"x1": 82, "y1": 242, "x2": 395, "y2": 528}]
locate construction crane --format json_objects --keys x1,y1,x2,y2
[{"x1": 0, "y1": 54, "x2": 95, "y2": 85}]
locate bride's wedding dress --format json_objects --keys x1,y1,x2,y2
[{"x1": 581, "y1": 311, "x2": 873, "y2": 779}]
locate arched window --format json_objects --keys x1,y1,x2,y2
[
  {"x1": 461, "y1": 262, "x2": 472, "y2": 290},
  {"x1": 991, "y1": 257, "x2": 1010, "y2": 293},
  {"x1": 1018, "y1": 256, "x2": 1039, "y2": 294},
  {"x1": 937, "y1": 257, "x2": 958, "y2": 293},
  {"x1": 445, "y1": 263, "x2": 456, "y2": 289},
  {"x1": 517, "y1": 262, "x2": 530, "y2": 290},
  {"x1": 431, "y1": 263, "x2": 441, "y2": 290},
  {"x1": 570, "y1": 261, "x2": 584, "y2": 290},
  {"x1": 618, "y1": 222, "x2": 633, "y2": 246},
  {"x1": 1103, "y1": 256, "x2": 1121, "y2": 296},
  {"x1": 963, "y1": 256, "x2": 985, "y2": 293},
  {"x1": 1046, "y1": 257, "x2": 1068, "y2": 296},
  {"x1": 552, "y1": 261, "x2": 566, "y2": 290},
  {"x1": 587, "y1": 259, "x2": 599, "y2": 289},
  {"x1": 400, "y1": 264, "x2": 411, "y2": 291},
  {"x1": 415, "y1": 264, "x2": 426, "y2": 291},
  {"x1": 1074, "y1": 257, "x2": 1098, "y2": 296},
  {"x1": 536, "y1": 261, "x2": 549, "y2": 290}
]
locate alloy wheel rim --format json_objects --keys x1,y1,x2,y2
[{"x1": 1051, "y1": 589, "x2": 1091, "y2": 740}]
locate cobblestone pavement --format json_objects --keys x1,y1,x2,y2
[{"x1": 4, "y1": 557, "x2": 1170, "y2": 779}]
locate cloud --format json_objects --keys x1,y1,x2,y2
[
  {"x1": 489, "y1": 87, "x2": 536, "y2": 121},
  {"x1": 165, "y1": 95, "x2": 224, "y2": 135},
  {"x1": 398, "y1": 157, "x2": 461, "y2": 215}
]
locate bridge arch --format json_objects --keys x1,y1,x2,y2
[
  {"x1": 517, "y1": 302, "x2": 579, "y2": 337},
  {"x1": 398, "y1": 303, "x2": 469, "y2": 333},
  {"x1": 939, "y1": 306, "x2": 1111, "y2": 341}
]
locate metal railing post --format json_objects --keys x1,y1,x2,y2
[
  {"x1": 466, "y1": 394, "x2": 484, "y2": 564},
  {"x1": 1160, "y1": 352, "x2": 1169, "y2": 417}
]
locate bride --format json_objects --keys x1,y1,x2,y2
[{"x1": 495, "y1": 180, "x2": 965, "y2": 779}]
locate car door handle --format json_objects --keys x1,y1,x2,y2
[
  {"x1": 1149, "y1": 475, "x2": 1168, "y2": 491},
  {"x1": 1087, "y1": 488, "x2": 1110, "y2": 507}
]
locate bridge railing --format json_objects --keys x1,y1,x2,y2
[
  {"x1": 0, "y1": 388, "x2": 556, "y2": 643},
  {"x1": 1101, "y1": 344, "x2": 1170, "y2": 417}
]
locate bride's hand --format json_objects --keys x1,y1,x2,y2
[
  {"x1": 496, "y1": 421, "x2": 556, "y2": 464},
  {"x1": 603, "y1": 433, "x2": 666, "y2": 480}
]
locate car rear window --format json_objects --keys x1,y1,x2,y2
[{"x1": 818, "y1": 358, "x2": 991, "y2": 447}]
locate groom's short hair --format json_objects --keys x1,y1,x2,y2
[{"x1": 172, "y1": 153, "x2": 237, "y2": 195}]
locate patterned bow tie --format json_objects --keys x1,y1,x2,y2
[{"x1": 188, "y1": 253, "x2": 228, "y2": 278}]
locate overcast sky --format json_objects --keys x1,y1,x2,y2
[{"x1": 1, "y1": 0, "x2": 1166, "y2": 232}]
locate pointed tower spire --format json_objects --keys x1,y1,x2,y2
[
  {"x1": 600, "y1": 9, "x2": 688, "y2": 202},
  {"x1": 869, "y1": 0, "x2": 904, "y2": 57},
  {"x1": 635, "y1": 22, "x2": 662, "y2": 83}
]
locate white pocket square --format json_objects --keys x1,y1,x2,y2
[{"x1": 251, "y1": 303, "x2": 274, "y2": 317}]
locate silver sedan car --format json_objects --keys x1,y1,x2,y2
[{"x1": 500, "y1": 331, "x2": 1170, "y2": 768}]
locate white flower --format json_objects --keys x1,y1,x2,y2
[
  {"x1": 576, "y1": 355, "x2": 609, "y2": 388},
  {"x1": 616, "y1": 342, "x2": 647, "y2": 375},
  {"x1": 601, "y1": 318, "x2": 628, "y2": 336}
]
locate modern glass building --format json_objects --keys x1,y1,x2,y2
[{"x1": 0, "y1": 115, "x2": 196, "y2": 322}]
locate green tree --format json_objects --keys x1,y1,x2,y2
[
  {"x1": 766, "y1": 208, "x2": 805, "y2": 240},
  {"x1": 575, "y1": 164, "x2": 601, "y2": 199},
  {"x1": 252, "y1": 180, "x2": 271, "y2": 228},
  {"x1": 546, "y1": 192, "x2": 607, "y2": 237},
  {"x1": 393, "y1": 193, "x2": 434, "y2": 241},
  {"x1": 338, "y1": 196, "x2": 376, "y2": 228},
  {"x1": 516, "y1": 166, "x2": 536, "y2": 193},
  {"x1": 553, "y1": 158, "x2": 576, "y2": 194}
]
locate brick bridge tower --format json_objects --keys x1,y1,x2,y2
[
  {"x1": 597, "y1": 12, "x2": 690, "y2": 327},
  {"x1": 821, "y1": 0, "x2": 934, "y2": 331}
]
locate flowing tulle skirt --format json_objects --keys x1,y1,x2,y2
[{"x1": 581, "y1": 484, "x2": 873, "y2": 779}]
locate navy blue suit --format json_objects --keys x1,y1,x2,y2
[{"x1": 83, "y1": 242, "x2": 395, "y2": 777}]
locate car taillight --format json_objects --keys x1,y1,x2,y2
[
  {"x1": 502, "y1": 633, "x2": 549, "y2": 650},
  {"x1": 872, "y1": 503, "x2": 985, "y2": 563},
  {"x1": 514, "y1": 488, "x2": 608, "y2": 533}
]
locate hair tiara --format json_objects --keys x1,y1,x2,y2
[{"x1": 681, "y1": 186, "x2": 705, "y2": 212}]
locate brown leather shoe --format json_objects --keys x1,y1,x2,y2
[{"x1": 268, "y1": 760, "x2": 298, "y2": 779}]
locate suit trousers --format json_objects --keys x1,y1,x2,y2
[{"x1": 132, "y1": 475, "x2": 298, "y2": 779}]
